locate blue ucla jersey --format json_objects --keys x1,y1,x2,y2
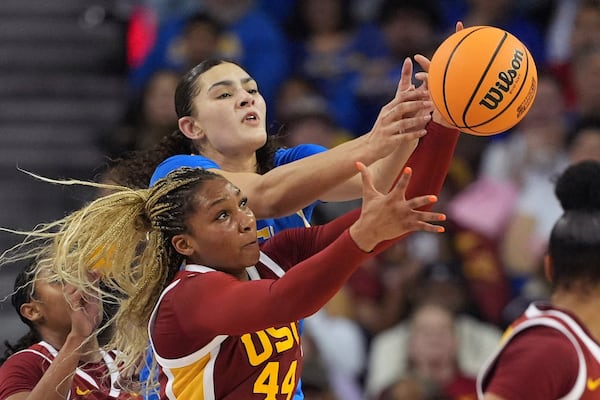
[{"x1": 150, "y1": 144, "x2": 326, "y2": 240}]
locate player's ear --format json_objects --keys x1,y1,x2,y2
[
  {"x1": 171, "y1": 234, "x2": 194, "y2": 257},
  {"x1": 20, "y1": 302, "x2": 43, "y2": 324},
  {"x1": 544, "y1": 254, "x2": 554, "y2": 283},
  {"x1": 178, "y1": 116, "x2": 205, "y2": 140}
]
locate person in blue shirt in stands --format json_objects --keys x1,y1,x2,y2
[{"x1": 130, "y1": 0, "x2": 289, "y2": 114}]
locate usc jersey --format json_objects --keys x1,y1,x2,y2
[
  {"x1": 477, "y1": 303, "x2": 600, "y2": 399},
  {"x1": 149, "y1": 252, "x2": 306, "y2": 400},
  {"x1": 0, "y1": 341, "x2": 140, "y2": 400}
]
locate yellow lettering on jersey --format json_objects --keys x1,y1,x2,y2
[
  {"x1": 266, "y1": 326, "x2": 297, "y2": 353},
  {"x1": 75, "y1": 387, "x2": 91, "y2": 396},
  {"x1": 253, "y1": 361, "x2": 298, "y2": 400},
  {"x1": 281, "y1": 360, "x2": 297, "y2": 400},
  {"x1": 587, "y1": 377, "x2": 600, "y2": 391},
  {"x1": 254, "y1": 361, "x2": 280, "y2": 400},
  {"x1": 242, "y1": 323, "x2": 300, "y2": 366},
  {"x1": 290, "y1": 322, "x2": 300, "y2": 343},
  {"x1": 257, "y1": 226, "x2": 274, "y2": 242},
  {"x1": 242, "y1": 330, "x2": 274, "y2": 366}
]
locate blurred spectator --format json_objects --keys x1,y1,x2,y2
[
  {"x1": 280, "y1": 95, "x2": 353, "y2": 149},
  {"x1": 257, "y1": 0, "x2": 296, "y2": 26},
  {"x1": 376, "y1": 302, "x2": 478, "y2": 400},
  {"x1": 366, "y1": 262, "x2": 502, "y2": 399},
  {"x1": 445, "y1": 72, "x2": 569, "y2": 324},
  {"x1": 354, "y1": 0, "x2": 444, "y2": 133},
  {"x1": 546, "y1": 0, "x2": 600, "y2": 111},
  {"x1": 179, "y1": 13, "x2": 224, "y2": 69},
  {"x1": 285, "y1": 0, "x2": 386, "y2": 135},
  {"x1": 301, "y1": 329, "x2": 364, "y2": 400},
  {"x1": 274, "y1": 75, "x2": 323, "y2": 124},
  {"x1": 102, "y1": 68, "x2": 180, "y2": 157},
  {"x1": 130, "y1": 0, "x2": 289, "y2": 112},
  {"x1": 441, "y1": 0, "x2": 547, "y2": 65},
  {"x1": 346, "y1": 239, "x2": 425, "y2": 341},
  {"x1": 377, "y1": 375, "x2": 432, "y2": 400},
  {"x1": 567, "y1": 117, "x2": 600, "y2": 164},
  {"x1": 570, "y1": 43, "x2": 600, "y2": 124},
  {"x1": 272, "y1": 76, "x2": 359, "y2": 225},
  {"x1": 498, "y1": 114, "x2": 600, "y2": 326},
  {"x1": 128, "y1": 10, "x2": 223, "y2": 88}
]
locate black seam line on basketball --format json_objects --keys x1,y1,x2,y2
[
  {"x1": 467, "y1": 45, "x2": 532, "y2": 133},
  {"x1": 442, "y1": 26, "x2": 487, "y2": 128},
  {"x1": 461, "y1": 31, "x2": 508, "y2": 133}
]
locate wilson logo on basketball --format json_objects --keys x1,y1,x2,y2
[{"x1": 479, "y1": 49, "x2": 525, "y2": 110}]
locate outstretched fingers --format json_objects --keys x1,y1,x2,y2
[
  {"x1": 356, "y1": 161, "x2": 377, "y2": 197},
  {"x1": 397, "y1": 57, "x2": 415, "y2": 94},
  {"x1": 402, "y1": 194, "x2": 446, "y2": 233}
]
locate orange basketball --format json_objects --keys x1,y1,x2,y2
[{"x1": 428, "y1": 26, "x2": 538, "y2": 136}]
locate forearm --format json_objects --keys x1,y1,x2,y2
[
  {"x1": 319, "y1": 138, "x2": 420, "y2": 202},
  {"x1": 371, "y1": 137, "x2": 419, "y2": 193},
  {"x1": 236, "y1": 135, "x2": 379, "y2": 218},
  {"x1": 403, "y1": 121, "x2": 460, "y2": 200},
  {"x1": 321, "y1": 120, "x2": 456, "y2": 203},
  {"x1": 209, "y1": 230, "x2": 373, "y2": 335},
  {"x1": 25, "y1": 335, "x2": 84, "y2": 400}
]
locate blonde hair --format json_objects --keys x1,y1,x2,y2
[{"x1": 0, "y1": 167, "x2": 225, "y2": 389}]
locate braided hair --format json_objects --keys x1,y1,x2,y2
[{"x1": 0, "y1": 167, "x2": 228, "y2": 388}]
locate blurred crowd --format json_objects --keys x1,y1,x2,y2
[{"x1": 100, "y1": 0, "x2": 600, "y2": 399}]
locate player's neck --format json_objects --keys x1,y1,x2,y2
[{"x1": 553, "y1": 289, "x2": 600, "y2": 342}]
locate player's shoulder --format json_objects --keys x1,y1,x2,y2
[
  {"x1": 151, "y1": 154, "x2": 221, "y2": 185},
  {"x1": 275, "y1": 144, "x2": 327, "y2": 165}
]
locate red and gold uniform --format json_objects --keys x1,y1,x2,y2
[
  {"x1": 0, "y1": 341, "x2": 139, "y2": 399},
  {"x1": 477, "y1": 303, "x2": 600, "y2": 399}
]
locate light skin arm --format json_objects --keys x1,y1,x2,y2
[
  {"x1": 320, "y1": 57, "x2": 431, "y2": 201},
  {"x1": 6, "y1": 286, "x2": 101, "y2": 400},
  {"x1": 214, "y1": 86, "x2": 431, "y2": 219},
  {"x1": 319, "y1": 22, "x2": 464, "y2": 201}
]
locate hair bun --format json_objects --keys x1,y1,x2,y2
[{"x1": 555, "y1": 161, "x2": 600, "y2": 211}]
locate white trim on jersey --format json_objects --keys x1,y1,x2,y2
[
  {"x1": 476, "y1": 304, "x2": 589, "y2": 400},
  {"x1": 18, "y1": 341, "x2": 122, "y2": 398},
  {"x1": 148, "y1": 255, "x2": 288, "y2": 399}
]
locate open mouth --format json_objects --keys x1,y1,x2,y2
[{"x1": 243, "y1": 112, "x2": 259, "y2": 123}]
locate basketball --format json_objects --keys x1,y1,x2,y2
[{"x1": 428, "y1": 26, "x2": 538, "y2": 136}]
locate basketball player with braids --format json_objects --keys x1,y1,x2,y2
[
  {"x1": 107, "y1": 48, "x2": 463, "y2": 400},
  {"x1": 0, "y1": 261, "x2": 140, "y2": 400},
  {"x1": 0, "y1": 159, "x2": 447, "y2": 399},
  {"x1": 478, "y1": 160, "x2": 600, "y2": 400}
]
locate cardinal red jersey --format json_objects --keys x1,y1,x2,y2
[
  {"x1": 149, "y1": 253, "x2": 304, "y2": 400},
  {"x1": 0, "y1": 341, "x2": 140, "y2": 400},
  {"x1": 477, "y1": 303, "x2": 600, "y2": 400}
]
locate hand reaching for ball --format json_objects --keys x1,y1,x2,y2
[{"x1": 414, "y1": 21, "x2": 465, "y2": 129}]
